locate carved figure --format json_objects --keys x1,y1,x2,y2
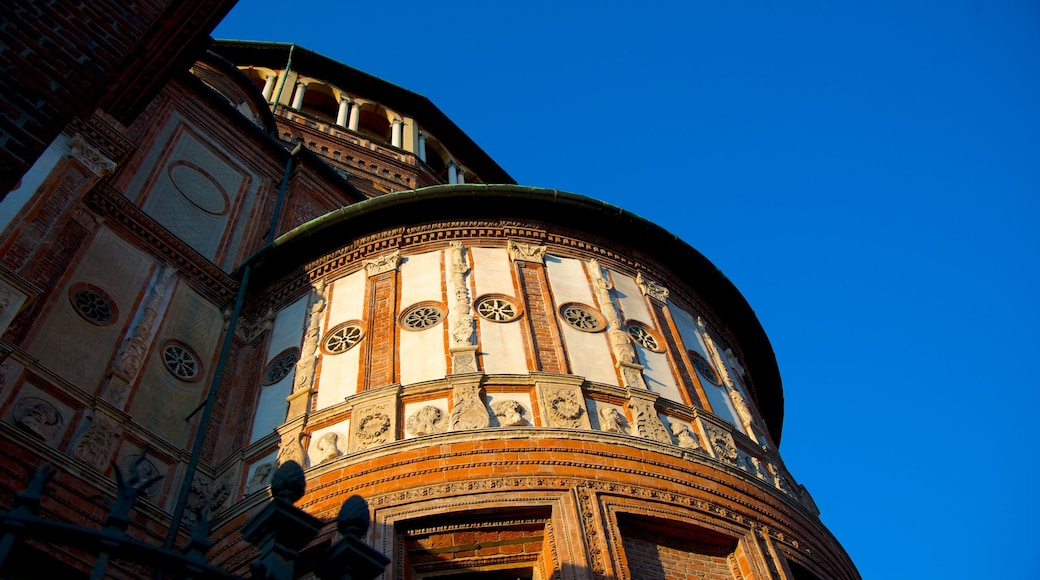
[
  {"x1": 635, "y1": 272, "x2": 669, "y2": 302},
  {"x1": 598, "y1": 407, "x2": 627, "y2": 434},
  {"x1": 406, "y1": 405, "x2": 447, "y2": 436},
  {"x1": 629, "y1": 400, "x2": 672, "y2": 444},
  {"x1": 74, "y1": 415, "x2": 119, "y2": 469},
  {"x1": 704, "y1": 423, "x2": 738, "y2": 464},
  {"x1": 12, "y1": 397, "x2": 63, "y2": 441},
  {"x1": 117, "y1": 454, "x2": 162, "y2": 497},
  {"x1": 449, "y1": 383, "x2": 490, "y2": 431},
  {"x1": 507, "y1": 240, "x2": 547, "y2": 263},
  {"x1": 491, "y1": 400, "x2": 525, "y2": 427},
  {"x1": 363, "y1": 250, "x2": 401, "y2": 276},
  {"x1": 245, "y1": 462, "x2": 275, "y2": 494},
  {"x1": 294, "y1": 284, "x2": 326, "y2": 394},
  {"x1": 448, "y1": 242, "x2": 475, "y2": 347},
  {"x1": 670, "y1": 423, "x2": 701, "y2": 450},
  {"x1": 315, "y1": 432, "x2": 343, "y2": 463}
]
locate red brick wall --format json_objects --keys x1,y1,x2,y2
[
  {"x1": 622, "y1": 535, "x2": 735, "y2": 580},
  {"x1": 517, "y1": 262, "x2": 566, "y2": 373}
]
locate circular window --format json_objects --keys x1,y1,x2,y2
[
  {"x1": 558, "y1": 302, "x2": 606, "y2": 333},
  {"x1": 163, "y1": 341, "x2": 202, "y2": 381},
  {"x1": 688, "y1": 350, "x2": 722, "y2": 386},
  {"x1": 399, "y1": 302, "x2": 444, "y2": 331},
  {"x1": 69, "y1": 284, "x2": 117, "y2": 326},
  {"x1": 322, "y1": 322, "x2": 364, "y2": 354},
  {"x1": 627, "y1": 321, "x2": 664, "y2": 352},
  {"x1": 263, "y1": 348, "x2": 299, "y2": 385},
  {"x1": 475, "y1": 294, "x2": 522, "y2": 322}
]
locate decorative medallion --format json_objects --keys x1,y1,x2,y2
[
  {"x1": 405, "y1": 405, "x2": 449, "y2": 436},
  {"x1": 168, "y1": 161, "x2": 229, "y2": 215},
  {"x1": 688, "y1": 350, "x2": 722, "y2": 386},
  {"x1": 626, "y1": 321, "x2": 664, "y2": 352},
  {"x1": 491, "y1": 400, "x2": 526, "y2": 427},
  {"x1": 549, "y1": 395, "x2": 583, "y2": 421},
  {"x1": 162, "y1": 341, "x2": 202, "y2": 381},
  {"x1": 356, "y1": 412, "x2": 391, "y2": 441},
  {"x1": 322, "y1": 321, "x2": 364, "y2": 354},
  {"x1": 474, "y1": 294, "x2": 522, "y2": 322},
  {"x1": 69, "y1": 284, "x2": 117, "y2": 326},
  {"x1": 399, "y1": 302, "x2": 445, "y2": 331},
  {"x1": 12, "y1": 397, "x2": 63, "y2": 441},
  {"x1": 262, "y1": 348, "x2": 299, "y2": 385},
  {"x1": 558, "y1": 302, "x2": 606, "y2": 332}
]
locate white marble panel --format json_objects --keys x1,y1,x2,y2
[
  {"x1": 471, "y1": 247, "x2": 527, "y2": 374},
  {"x1": 546, "y1": 256, "x2": 616, "y2": 385}
]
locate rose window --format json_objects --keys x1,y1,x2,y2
[
  {"x1": 263, "y1": 348, "x2": 299, "y2": 385},
  {"x1": 475, "y1": 295, "x2": 521, "y2": 322},
  {"x1": 558, "y1": 303, "x2": 605, "y2": 332},
  {"x1": 322, "y1": 322, "x2": 364, "y2": 354},
  {"x1": 626, "y1": 321, "x2": 664, "y2": 352},
  {"x1": 399, "y1": 303, "x2": 444, "y2": 331},
  {"x1": 163, "y1": 342, "x2": 200, "y2": 380},
  {"x1": 689, "y1": 350, "x2": 722, "y2": 386},
  {"x1": 70, "y1": 285, "x2": 116, "y2": 325}
]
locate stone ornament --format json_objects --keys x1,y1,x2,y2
[
  {"x1": 723, "y1": 347, "x2": 747, "y2": 379},
  {"x1": 363, "y1": 250, "x2": 401, "y2": 277},
  {"x1": 69, "y1": 284, "x2": 117, "y2": 326},
  {"x1": 628, "y1": 400, "x2": 672, "y2": 444},
  {"x1": 626, "y1": 321, "x2": 664, "y2": 352},
  {"x1": 740, "y1": 452, "x2": 766, "y2": 480},
  {"x1": 542, "y1": 388, "x2": 587, "y2": 429},
  {"x1": 116, "y1": 454, "x2": 163, "y2": 497},
  {"x1": 405, "y1": 405, "x2": 448, "y2": 436},
  {"x1": 767, "y1": 463, "x2": 794, "y2": 495},
  {"x1": 353, "y1": 405, "x2": 393, "y2": 449},
  {"x1": 450, "y1": 348, "x2": 479, "y2": 374},
  {"x1": 474, "y1": 294, "x2": 521, "y2": 323},
  {"x1": 558, "y1": 302, "x2": 606, "y2": 333},
  {"x1": 294, "y1": 283, "x2": 326, "y2": 398},
  {"x1": 12, "y1": 396, "x2": 63, "y2": 441},
  {"x1": 73, "y1": 414, "x2": 119, "y2": 470},
  {"x1": 670, "y1": 422, "x2": 702, "y2": 450},
  {"x1": 113, "y1": 265, "x2": 176, "y2": 384},
  {"x1": 598, "y1": 406, "x2": 627, "y2": 434},
  {"x1": 244, "y1": 461, "x2": 275, "y2": 495},
  {"x1": 447, "y1": 241, "x2": 475, "y2": 347},
  {"x1": 635, "y1": 272, "x2": 669, "y2": 303},
  {"x1": 276, "y1": 430, "x2": 306, "y2": 467},
  {"x1": 315, "y1": 432, "x2": 344, "y2": 464},
  {"x1": 321, "y1": 322, "x2": 364, "y2": 355},
  {"x1": 449, "y1": 383, "x2": 491, "y2": 431},
  {"x1": 491, "y1": 400, "x2": 526, "y2": 427},
  {"x1": 506, "y1": 240, "x2": 547, "y2": 264},
  {"x1": 588, "y1": 259, "x2": 647, "y2": 390},
  {"x1": 69, "y1": 134, "x2": 117, "y2": 177},
  {"x1": 703, "y1": 423, "x2": 738, "y2": 465}
]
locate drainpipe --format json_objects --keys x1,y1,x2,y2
[
  {"x1": 270, "y1": 44, "x2": 296, "y2": 110},
  {"x1": 163, "y1": 142, "x2": 303, "y2": 550}
]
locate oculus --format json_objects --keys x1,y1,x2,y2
[
  {"x1": 69, "y1": 284, "x2": 117, "y2": 326},
  {"x1": 263, "y1": 348, "x2": 299, "y2": 385},
  {"x1": 688, "y1": 350, "x2": 722, "y2": 386},
  {"x1": 163, "y1": 341, "x2": 202, "y2": 381},
  {"x1": 399, "y1": 302, "x2": 444, "y2": 331},
  {"x1": 626, "y1": 321, "x2": 664, "y2": 352},
  {"x1": 322, "y1": 322, "x2": 364, "y2": 354},
  {"x1": 474, "y1": 294, "x2": 521, "y2": 322},
  {"x1": 558, "y1": 302, "x2": 606, "y2": 332}
]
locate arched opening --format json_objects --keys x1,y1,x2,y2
[
  {"x1": 244, "y1": 68, "x2": 266, "y2": 92},
  {"x1": 300, "y1": 82, "x2": 338, "y2": 123},
  {"x1": 423, "y1": 137, "x2": 449, "y2": 179},
  {"x1": 357, "y1": 103, "x2": 391, "y2": 143}
]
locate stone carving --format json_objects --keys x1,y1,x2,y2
[
  {"x1": 729, "y1": 389, "x2": 755, "y2": 432},
  {"x1": 244, "y1": 461, "x2": 275, "y2": 495},
  {"x1": 635, "y1": 272, "x2": 669, "y2": 303},
  {"x1": 185, "y1": 476, "x2": 210, "y2": 523},
  {"x1": 450, "y1": 349, "x2": 479, "y2": 374},
  {"x1": 293, "y1": 283, "x2": 325, "y2": 401},
  {"x1": 767, "y1": 463, "x2": 793, "y2": 495},
  {"x1": 116, "y1": 454, "x2": 162, "y2": 497},
  {"x1": 315, "y1": 432, "x2": 344, "y2": 464},
  {"x1": 69, "y1": 134, "x2": 117, "y2": 177},
  {"x1": 704, "y1": 423, "x2": 738, "y2": 465},
  {"x1": 506, "y1": 240, "x2": 547, "y2": 264},
  {"x1": 112, "y1": 265, "x2": 176, "y2": 386},
  {"x1": 628, "y1": 399, "x2": 672, "y2": 444},
  {"x1": 363, "y1": 250, "x2": 401, "y2": 276},
  {"x1": 723, "y1": 347, "x2": 746, "y2": 379},
  {"x1": 12, "y1": 397, "x2": 63, "y2": 441},
  {"x1": 405, "y1": 405, "x2": 448, "y2": 436},
  {"x1": 670, "y1": 422, "x2": 701, "y2": 450},
  {"x1": 447, "y1": 241, "x2": 475, "y2": 347},
  {"x1": 491, "y1": 400, "x2": 526, "y2": 427},
  {"x1": 449, "y1": 383, "x2": 490, "y2": 431},
  {"x1": 544, "y1": 389, "x2": 585, "y2": 429},
  {"x1": 355, "y1": 410, "x2": 392, "y2": 447},
  {"x1": 598, "y1": 406, "x2": 627, "y2": 434},
  {"x1": 74, "y1": 415, "x2": 119, "y2": 469},
  {"x1": 209, "y1": 475, "x2": 233, "y2": 512},
  {"x1": 276, "y1": 431, "x2": 306, "y2": 467}
]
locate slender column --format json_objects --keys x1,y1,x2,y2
[
  {"x1": 348, "y1": 102, "x2": 361, "y2": 131},
  {"x1": 261, "y1": 74, "x2": 278, "y2": 102},
  {"x1": 417, "y1": 131, "x2": 427, "y2": 161},
  {"x1": 456, "y1": 167, "x2": 465, "y2": 184},
  {"x1": 391, "y1": 118, "x2": 403, "y2": 148},
  {"x1": 290, "y1": 82, "x2": 305, "y2": 110},
  {"x1": 336, "y1": 96, "x2": 352, "y2": 127},
  {"x1": 447, "y1": 160, "x2": 458, "y2": 184}
]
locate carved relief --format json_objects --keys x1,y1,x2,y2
[
  {"x1": 703, "y1": 423, "x2": 738, "y2": 465},
  {"x1": 541, "y1": 388, "x2": 587, "y2": 429},
  {"x1": 670, "y1": 422, "x2": 702, "y2": 451},
  {"x1": 244, "y1": 461, "x2": 275, "y2": 495},
  {"x1": 208, "y1": 475, "x2": 233, "y2": 513},
  {"x1": 450, "y1": 348, "x2": 479, "y2": 374},
  {"x1": 728, "y1": 389, "x2": 755, "y2": 431},
  {"x1": 185, "y1": 475, "x2": 210, "y2": 523},
  {"x1": 628, "y1": 399, "x2": 672, "y2": 444},
  {"x1": 109, "y1": 265, "x2": 176, "y2": 406},
  {"x1": 447, "y1": 241, "x2": 475, "y2": 347},
  {"x1": 723, "y1": 347, "x2": 746, "y2": 379},
  {"x1": 507, "y1": 240, "x2": 547, "y2": 264},
  {"x1": 12, "y1": 397, "x2": 63, "y2": 441},
  {"x1": 588, "y1": 259, "x2": 648, "y2": 390},
  {"x1": 598, "y1": 406, "x2": 628, "y2": 434},
  {"x1": 363, "y1": 250, "x2": 401, "y2": 277},
  {"x1": 69, "y1": 134, "x2": 117, "y2": 177},
  {"x1": 276, "y1": 430, "x2": 306, "y2": 467},
  {"x1": 116, "y1": 454, "x2": 163, "y2": 497},
  {"x1": 491, "y1": 400, "x2": 526, "y2": 427},
  {"x1": 405, "y1": 405, "x2": 448, "y2": 436},
  {"x1": 635, "y1": 272, "x2": 669, "y2": 303},
  {"x1": 73, "y1": 415, "x2": 119, "y2": 469},
  {"x1": 291, "y1": 283, "x2": 325, "y2": 420},
  {"x1": 449, "y1": 383, "x2": 490, "y2": 431},
  {"x1": 315, "y1": 432, "x2": 344, "y2": 464},
  {"x1": 354, "y1": 407, "x2": 393, "y2": 449},
  {"x1": 767, "y1": 463, "x2": 794, "y2": 495}
]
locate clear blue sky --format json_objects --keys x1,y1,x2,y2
[{"x1": 215, "y1": 2, "x2": 1040, "y2": 577}]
